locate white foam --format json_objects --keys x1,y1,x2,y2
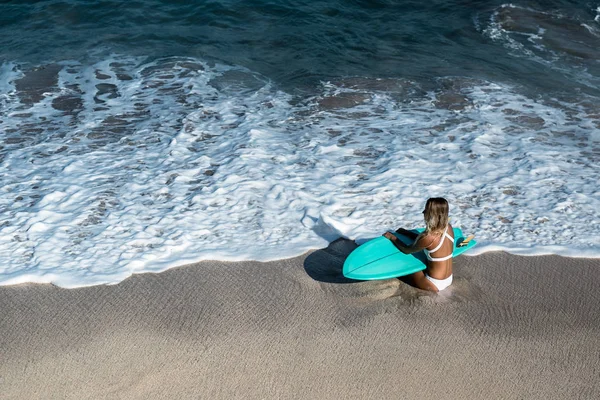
[{"x1": 0, "y1": 57, "x2": 599, "y2": 288}]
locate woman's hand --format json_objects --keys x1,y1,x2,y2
[
  {"x1": 384, "y1": 231, "x2": 411, "y2": 253},
  {"x1": 383, "y1": 232, "x2": 396, "y2": 241}
]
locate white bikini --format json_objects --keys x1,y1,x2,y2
[{"x1": 424, "y1": 226, "x2": 454, "y2": 291}]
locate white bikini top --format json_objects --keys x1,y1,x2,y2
[{"x1": 424, "y1": 226, "x2": 454, "y2": 262}]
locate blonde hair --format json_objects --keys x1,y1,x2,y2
[{"x1": 423, "y1": 197, "x2": 449, "y2": 234}]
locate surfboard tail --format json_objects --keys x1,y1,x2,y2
[{"x1": 457, "y1": 234, "x2": 475, "y2": 247}]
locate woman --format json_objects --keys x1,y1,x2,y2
[{"x1": 383, "y1": 197, "x2": 454, "y2": 292}]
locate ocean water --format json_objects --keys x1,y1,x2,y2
[{"x1": 1, "y1": 0, "x2": 599, "y2": 287}]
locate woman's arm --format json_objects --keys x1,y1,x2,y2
[
  {"x1": 383, "y1": 232, "x2": 431, "y2": 254},
  {"x1": 395, "y1": 227, "x2": 419, "y2": 240}
]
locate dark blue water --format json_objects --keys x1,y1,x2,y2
[{"x1": 2, "y1": 0, "x2": 599, "y2": 95}]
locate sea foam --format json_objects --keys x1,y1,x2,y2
[{"x1": 0, "y1": 56, "x2": 599, "y2": 287}]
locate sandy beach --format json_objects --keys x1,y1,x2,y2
[{"x1": 2, "y1": 240, "x2": 599, "y2": 399}]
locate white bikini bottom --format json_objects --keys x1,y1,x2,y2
[{"x1": 425, "y1": 274, "x2": 453, "y2": 291}]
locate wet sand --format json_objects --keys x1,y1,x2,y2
[{"x1": 1, "y1": 240, "x2": 599, "y2": 399}]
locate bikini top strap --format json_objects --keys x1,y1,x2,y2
[
  {"x1": 445, "y1": 228, "x2": 455, "y2": 243},
  {"x1": 428, "y1": 226, "x2": 449, "y2": 254}
]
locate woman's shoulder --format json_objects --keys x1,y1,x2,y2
[
  {"x1": 417, "y1": 231, "x2": 437, "y2": 248},
  {"x1": 419, "y1": 230, "x2": 435, "y2": 239}
]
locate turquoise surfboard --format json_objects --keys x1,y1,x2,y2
[{"x1": 343, "y1": 228, "x2": 476, "y2": 280}]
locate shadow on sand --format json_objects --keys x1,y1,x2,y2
[{"x1": 303, "y1": 238, "x2": 359, "y2": 283}]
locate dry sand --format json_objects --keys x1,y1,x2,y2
[{"x1": 1, "y1": 239, "x2": 599, "y2": 399}]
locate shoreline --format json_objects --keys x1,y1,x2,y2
[
  {"x1": 4, "y1": 241, "x2": 600, "y2": 289},
  {"x1": 2, "y1": 242, "x2": 599, "y2": 399}
]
